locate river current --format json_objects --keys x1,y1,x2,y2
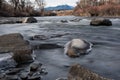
[{"x1": 0, "y1": 16, "x2": 120, "y2": 80}]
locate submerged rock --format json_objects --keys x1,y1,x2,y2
[
  {"x1": 30, "y1": 35, "x2": 48, "y2": 40},
  {"x1": 0, "y1": 20, "x2": 22, "y2": 24},
  {"x1": 90, "y1": 18, "x2": 112, "y2": 26},
  {"x1": 30, "y1": 33, "x2": 69, "y2": 41},
  {"x1": 6, "y1": 68, "x2": 22, "y2": 75},
  {"x1": 28, "y1": 75, "x2": 41, "y2": 80},
  {"x1": 0, "y1": 57, "x2": 17, "y2": 70},
  {"x1": 30, "y1": 62, "x2": 42, "y2": 72},
  {"x1": 5, "y1": 75, "x2": 19, "y2": 80},
  {"x1": 19, "y1": 72, "x2": 29, "y2": 80},
  {"x1": 0, "y1": 61, "x2": 47, "y2": 80},
  {"x1": 68, "y1": 64, "x2": 111, "y2": 80},
  {"x1": 22, "y1": 17, "x2": 37, "y2": 23},
  {"x1": 61, "y1": 20, "x2": 68, "y2": 23},
  {"x1": 70, "y1": 18, "x2": 81, "y2": 22},
  {"x1": 32, "y1": 43, "x2": 63, "y2": 50},
  {"x1": 0, "y1": 74, "x2": 5, "y2": 79},
  {"x1": 64, "y1": 39, "x2": 92, "y2": 57}
]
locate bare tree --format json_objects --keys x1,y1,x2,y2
[
  {"x1": 0, "y1": 0, "x2": 4, "y2": 9},
  {"x1": 10, "y1": 0, "x2": 20, "y2": 11},
  {"x1": 35, "y1": 0, "x2": 45, "y2": 16},
  {"x1": 20, "y1": 0, "x2": 25, "y2": 11}
]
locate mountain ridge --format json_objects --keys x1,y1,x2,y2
[{"x1": 45, "y1": 5, "x2": 74, "y2": 11}]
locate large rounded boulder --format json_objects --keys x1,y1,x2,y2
[
  {"x1": 64, "y1": 39, "x2": 92, "y2": 57},
  {"x1": 22, "y1": 17, "x2": 37, "y2": 23},
  {"x1": 0, "y1": 33, "x2": 34, "y2": 64},
  {"x1": 90, "y1": 18, "x2": 112, "y2": 26}
]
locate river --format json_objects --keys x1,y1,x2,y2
[{"x1": 0, "y1": 16, "x2": 120, "y2": 80}]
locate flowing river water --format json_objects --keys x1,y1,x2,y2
[{"x1": 0, "y1": 16, "x2": 120, "y2": 80}]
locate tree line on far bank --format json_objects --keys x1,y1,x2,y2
[
  {"x1": 1, "y1": 0, "x2": 120, "y2": 17},
  {"x1": 73, "y1": 0, "x2": 120, "y2": 17},
  {"x1": 0, "y1": 0, "x2": 57, "y2": 17}
]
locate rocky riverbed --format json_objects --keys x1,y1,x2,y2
[{"x1": 0, "y1": 16, "x2": 120, "y2": 80}]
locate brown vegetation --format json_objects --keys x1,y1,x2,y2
[
  {"x1": 56, "y1": 10, "x2": 73, "y2": 16},
  {"x1": 74, "y1": 0, "x2": 120, "y2": 17},
  {"x1": 0, "y1": 0, "x2": 46, "y2": 17}
]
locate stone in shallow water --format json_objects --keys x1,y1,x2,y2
[
  {"x1": 64, "y1": 39, "x2": 92, "y2": 57},
  {"x1": 40, "y1": 68, "x2": 48, "y2": 75},
  {"x1": 0, "y1": 74, "x2": 5, "y2": 79},
  {"x1": 32, "y1": 43, "x2": 63, "y2": 50},
  {"x1": 90, "y1": 18, "x2": 112, "y2": 26},
  {"x1": 12, "y1": 48, "x2": 33, "y2": 64},
  {"x1": 5, "y1": 75, "x2": 19, "y2": 80},
  {"x1": 0, "y1": 33, "x2": 33, "y2": 64},
  {"x1": 30, "y1": 62, "x2": 42, "y2": 72},
  {"x1": 68, "y1": 64, "x2": 111, "y2": 80},
  {"x1": 0, "y1": 58, "x2": 17, "y2": 70},
  {"x1": 6, "y1": 68, "x2": 22, "y2": 75},
  {"x1": 19, "y1": 72, "x2": 29, "y2": 80},
  {"x1": 61, "y1": 20, "x2": 68, "y2": 23},
  {"x1": 30, "y1": 35, "x2": 48, "y2": 40},
  {"x1": 28, "y1": 75, "x2": 41, "y2": 80},
  {"x1": 22, "y1": 17, "x2": 37, "y2": 23}
]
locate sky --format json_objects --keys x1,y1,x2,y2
[
  {"x1": 7, "y1": 0, "x2": 79, "y2": 8},
  {"x1": 44, "y1": 0, "x2": 78, "y2": 7}
]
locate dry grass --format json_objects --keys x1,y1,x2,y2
[{"x1": 74, "y1": 3, "x2": 120, "y2": 17}]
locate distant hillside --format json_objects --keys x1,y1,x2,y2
[{"x1": 45, "y1": 5, "x2": 74, "y2": 11}]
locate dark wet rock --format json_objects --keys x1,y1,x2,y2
[
  {"x1": 0, "y1": 19, "x2": 22, "y2": 24},
  {"x1": 5, "y1": 75, "x2": 19, "y2": 80},
  {"x1": 28, "y1": 71, "x2": 34, "y2": 76},
  {"x1": 19, "y1": 72, "x2": 29, "y2": 80},
  {"x1": 15, "y1": 20, "x2": 22, "y2": 23},
  {"x1": 12, "y1": 48, "x2": 33, "y2": 64},
  {"x1": 0, "y1": 33, "x2": 33, "y2": 64},
  {"x1": 29, "y1": 63, "x2": 47, "y2": 76},
  {"x1": 30, "y1": 35, "x2": 48, "y2": 40},
  {"x1": 90, "y1": 18, "x2": 112, "y2": 26},
  {"x1": 0, "y1": 74, "x2": 5, "y2": 79},
  {"x1": 61, "y1": 20, "x2": 68, "y2": 23},
  {"x1": 22, "y1": 17, "x2": 37, "y2": 23},
  {"x1": 32, "y1": 43, "x2": 63, "y2": 50},
  {"x1": 50, "y1": 33, "x2": 69, "y2": 38},
  {"x1": 30, "y1": 33, "x2": 69, "y2": 41},
  {"x1": 0, "y1": 61, "x2": 47, "y2": 80},
  {"x1": 28, "y1": 75, "x2": 41, "y2": 80},
  {"x1": 70, "y1": 18, "x2": 81, "y2": 22},
  {"x1": 0, "y1": 53, "x2": 17, "y2": 69},
  {"x1": 0, "y1": 21, "x2": 19, "y2": 24},
  {"x1": 40, "y1": 68, "x2": 48, "y2": 75},
  {"x1": 30, "y1": 62, "x2": 42, "y2": 72},
  {"x1": 6, "y1": 68, "x2": 22, "y2": 75},
  {"x1": 68, "y1": 64, "x2": 111, "y2": 80},
  {"x1": 64, "y1": 39, "x2": 92, "y2": 57}
]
